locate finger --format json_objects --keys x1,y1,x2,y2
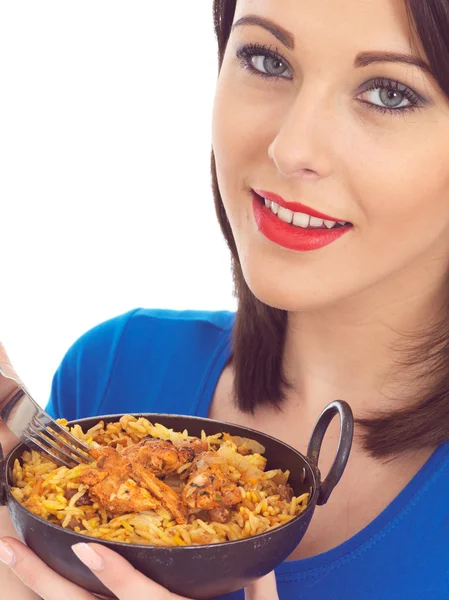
[
  {"x1": 245, "y1": 571, "x2": 279, "y2": 600},
  {"x1": 0, "y1": 342, "x2": 22, "y2": 454},
  {"x1": 72, "y1": 542, "x2": 189, "y2": 600},
  {"x1": 0, "y1": 342, "x2": 21, "y2": 381},
  {"x1": 0, "y1": 537, "x2": 94, "y2": 600}
]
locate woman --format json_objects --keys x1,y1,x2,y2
[{"x1": 2, "y1": 0, "x2": 449, "y2": 597}]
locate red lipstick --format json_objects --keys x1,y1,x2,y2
[{"x1": 252, "y1": 190, "x2": 352, "y2": 252}]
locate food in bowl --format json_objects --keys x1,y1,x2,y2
[{"x1": 10, "y1": 414, "x2": 309, "y2": 547}]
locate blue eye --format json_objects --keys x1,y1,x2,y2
[
  {"x1": 237, "y1": 43, "x2": 293, "y2": 80},
  {"x1": 357, "y1": 78, "x2": 425, "y2": 115}
]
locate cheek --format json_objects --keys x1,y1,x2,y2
[
  {"x1": 360, "y1": 163, "x2": 449, "y2": 241},
  {"x1": 212, "y1": 74, "x2": 284, "y2": 234},
  {"x1": 342, "y1": 118, "x2": 449, "y2": 237},
  {"x1": 212, "y1": 67, "x2": 286, "y2": 177},
  {"x1": 212, "y1": 79, "x2": 251, "y2": 230}
]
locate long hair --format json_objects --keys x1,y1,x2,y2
[{"x1": 211, "y1": 0, "x2": 449, "y2": 457}]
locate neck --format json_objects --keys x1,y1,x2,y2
[{"x1": 283, "y1": 258, "x2": 447, "y2": 419}]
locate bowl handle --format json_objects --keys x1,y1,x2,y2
[
  {"x1": 0, "y1": 443, "x2": 7, "y2": 506},
  {"x1": 307, "y1": 400, "x2": 354, "y2": 506}
]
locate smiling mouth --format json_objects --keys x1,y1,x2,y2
[{"x1": 253, "y1": 191, "x2": 352, "y2": 230}]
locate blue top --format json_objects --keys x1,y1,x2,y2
[{"x1": 46, "y1": 308, "x2": 449, "y2": 599}]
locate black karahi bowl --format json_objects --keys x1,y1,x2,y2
[{"x1": 0, "y1": 401, "x2": 353, "y2": 600}]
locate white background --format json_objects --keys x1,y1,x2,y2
[{"x1": 0, "y1": 1, "x2": 236, "y2": 406}]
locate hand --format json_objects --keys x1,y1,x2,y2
[
  {"x1": 0, "y1": 538, "x2": 280, "y2": 600},
  {"x1": 0, "y1": 342, "x2": 21, "y2": 456},
  {"x1": 1, "y1": 344, "x2": 42, "y2": 598}
]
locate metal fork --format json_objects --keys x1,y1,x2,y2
[{"x1": 0, "y1": 362, "x2": 94, "y2": 468}]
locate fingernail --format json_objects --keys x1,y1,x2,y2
[
  {"x1": 0, "y1": 540, "x2": 15, "y2": 567},
  {"x1": 72, "y1": 543, "x2": 104, "y2": 571}
]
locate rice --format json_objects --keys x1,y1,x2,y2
[{"x1": 10, "y1": 415, "x2": 309, "y2": 546}]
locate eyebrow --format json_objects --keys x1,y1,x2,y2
[
  {"x1": 231, "y1": 18, "x2": 432, "y2": 77},
  {"x1": 354, "y1": 51, "x2": 432, "y2": 76},
  {"x1": 232, "y1": 15, "x2": 295, "y2": 50}
]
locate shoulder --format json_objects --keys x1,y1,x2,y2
[
  {"x1": 78, "y1": 308, "x2": 235, "y2": 361},
  {"x1": 125, "y1": 307, "x2": 235, "y2": 337},
  {"x1": 58, "y1": 307, "x2": 234, "y2": 365},
  {"x1": 46, "y1": 308, "x2": 235, "y2": 419}
]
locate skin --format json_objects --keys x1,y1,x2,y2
[{"x1": 209, "y1": 0, "x2": 449, "y2": 558}]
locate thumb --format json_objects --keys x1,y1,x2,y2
[{"x1": 245, "y1": 572, "x2": 279, "y2": 600}]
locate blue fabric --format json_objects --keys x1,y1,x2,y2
[{"x1": 46, "y1": 309, "x2": 449, "y2": 599}]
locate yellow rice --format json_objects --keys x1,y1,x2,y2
[{"x1": 10, "y1": 415, "x2": 309, "y2": 546}]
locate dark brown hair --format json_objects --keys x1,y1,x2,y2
[{"x1": 211, "y1": 0, "x2": 449, "y2": 457}]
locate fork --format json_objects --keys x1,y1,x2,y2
[{"x1": 0, "y1": 362, "x2": 93, "y2": 468}]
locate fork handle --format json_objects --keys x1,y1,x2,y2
[{"x1": 0, "y1": 364, "x2": 23, "y2": 416}]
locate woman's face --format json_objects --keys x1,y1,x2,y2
[{"x1": 212, "y1": 0, "x2": 449, "y2": 312}]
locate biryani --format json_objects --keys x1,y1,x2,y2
[{"x1": 10, "y1": 415, "x2": 309, "y2": 546}]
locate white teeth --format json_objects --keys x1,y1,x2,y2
[
  {"x1": 262, "y1": 196, "x2": 346, "y2": 229},
  {"x1": 324, "y1": 219, "x2": 337, "y2": 229},
  {"x1": 292, "y1": 212, "x2": 310, "y2": 228},
  {"x1": 309, "y1": 217, "x2": 324, "y2": 228},
  {"x1": 277, "y1": 207, "x2": 294, "y2": 224}
]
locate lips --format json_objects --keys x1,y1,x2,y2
[{"x1": 251, "y1": 190, "x2": 352, "y2": 252}]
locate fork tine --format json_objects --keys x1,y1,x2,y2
[
  {"x1": 0, "y1": 362, "x2": 95, "y2": 467},
  {"x1": 32, "y1": 415, "x2": 94, "y2": 464},
  {"x1": 36, "y1": 412, "x2": 92, "y2": 454},
  {"x1": 26, "y1": 421, "x2": 88, "y2": 467},
  {"x1": 28, "y1": 420, "x2": 93, "y2": 464},
  {"x1": 22, "y1": 432, "x2": 78, "y2": 469}
]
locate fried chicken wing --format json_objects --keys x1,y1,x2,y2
[{"x1": 182, "y1": 454, "x2": 242, "y2": 511}]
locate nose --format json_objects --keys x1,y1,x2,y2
[{"x1": 268, "y1": 84, "x2": 334, "y2": 181}]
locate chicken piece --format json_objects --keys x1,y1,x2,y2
[
  {"x1": 132, "y1": 464, "x2": 187, "y2": 524},
  {"x1": 90, "y1": 446, "x2": 124, "y2": 469},
  {"x1": 182, "y1": 454, "x2": 242, "y2": 511},
  {"x1": 81, "y1": 445, "x2": 187, "y2": 523},
  {"x1": 121, "y1": 437, "x2": 207, "y2": 477},
  {"x1": 80, "y1": 448, "x2": 160, "y2": 515},
  {"x1": 174, "y1": 438, "x2": 209, "y2": 456},
  {"x1": 89, "y1": 475, "x2": 160, "y2": 515},
  {"x1": 122, "y1": 439, "x2": 193, "y2": 477}
]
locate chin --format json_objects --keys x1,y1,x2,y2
[{"x1": 239, "y1": 262, "x2": 343, "y2": 313}]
